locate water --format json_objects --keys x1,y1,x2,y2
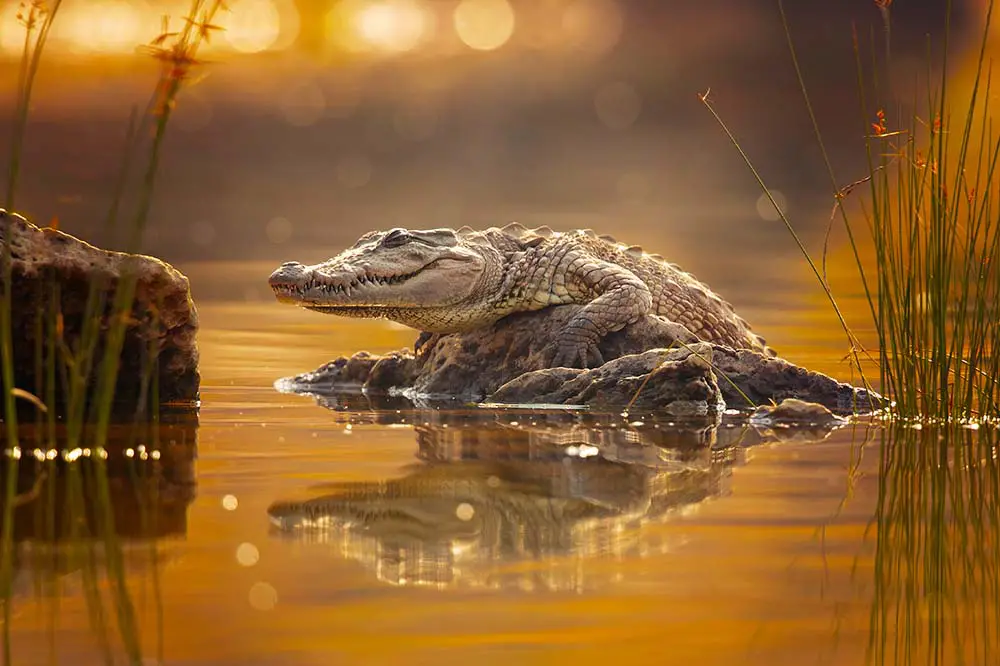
[
  {"x1": 0, "y1": 1, "x2": 992, "y2": 661},
  {"x1": 1, "y1": 289, "x2": 996, "y2": 666}
]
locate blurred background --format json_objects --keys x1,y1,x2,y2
[{"x1": 0, "y1": 0, "x2": 982, "y2": 304}]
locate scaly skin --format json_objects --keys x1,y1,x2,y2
[
  {"x1": 267, "y1": 464, "x2": 608, "y2": 538},
  {"x1": 269, "y1": 224, "x2": 772, "y2": 367}
]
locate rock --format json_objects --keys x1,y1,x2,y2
[
  {"x1": 0, "y1": 210, "x2": 199, "y2": 416},
  {"x1": 701, "y1": 347, "x2": 881, "y2": 415},
  {"x1": 749, "y1": 398, "x2": 847, "y2": 427},
  {"x1": 280, "y1": 304, "x2": 882, "y2": 415},
  {"x1": 414, "y1": 306, "x2": 699, "y2": 397},
  {"x1": 490, "y1": 344, "x2": 725, "y2": 416},
  {"x1": 278, "y1": 352, "x2": 381, "y2": 391},
  {"x1": 275, "y1": 350, "x2": 418, "y2": 397}
]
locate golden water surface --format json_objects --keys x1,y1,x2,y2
[{"x1": 3, "y1": 265, "x2": 995, "y2": 666}]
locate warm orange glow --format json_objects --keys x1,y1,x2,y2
[
  {"x1": 327, "y1": 0, "x2": 367, "y2": 52},
  {"x1": 84, "y1": 1, "x2": 142, "y2": 52},
  {"x1": 53, "y1": 1, "x2": 142, "y2": 54},
  {"x1": 561, "y1": 0, "x2": 623, "y2": 56},
  {"x1": 453, "y1": 0, "x2": 515, "y2": 51},
  {"x1": 356, "y1": 0, "x2": 428, "y2": 53},
  {"x1": 0, "y1": 0, "x2": 301, "y2": 57},
  {"x1": 223, "y1": 0, "x2": 297, "y2": 54},
  {"x1": 0, "y1": 3, "x2": 25, "y2": 56},
  {"x1": 0, "y1": 0, "x2": 148, "y2": 55},
  {"x1": 326, "y1": 0, "x2": 429, "y2": 54}
]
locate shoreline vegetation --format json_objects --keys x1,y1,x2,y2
[
  {"x1": 1, "y1": 1, "x2": 224, "y2": 663},
  {"x1": 703, "y1": 0, "x2": 1000, "y2": 425}
]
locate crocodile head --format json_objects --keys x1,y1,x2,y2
[
  {"x1": 268, "y1": 228, "x2": 496, "y2": 330},
  {"x1": 267, "y1": 481, "x2": 487, "y2": 542},
  {"x1": 266, "y1": 461, "x2": 663, "y2": 589}
]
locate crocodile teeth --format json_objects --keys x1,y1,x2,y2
[{"x1": 354, "y1": 274, "x2": 410, "y2": 286}]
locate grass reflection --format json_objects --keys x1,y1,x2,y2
[
  {"x1": 0, "y1": 415, "x2": 197, "y2": 665},
  {"x1": 0, "y1": 0, "x2": 215, "y2": 662},
  {"x1": 869, "y1": 422, "x2": 1000, "y2": 666}
]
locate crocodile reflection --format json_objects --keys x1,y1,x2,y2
[{"x1": 269, "y1": 407, "x2": 844, "y2": 591}]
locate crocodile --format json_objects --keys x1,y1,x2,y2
[
  {"x1": 268, "y1": 463, "x2": 637, "y2": 591},
  {"x1": 267, "y1": 417, "x2": 728, "y2": 590},
  {"x1": 268, "y1": 224, "x2": 772, "y2": 368},
  {"x1": 265, "y1": 412, "x2": 845, "y2": 590}
]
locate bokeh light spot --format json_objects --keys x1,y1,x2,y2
[
  {"x1": 455, "y1": 502, "x2": 475, "y2": 521},
  {"x1": 222, "y1": 494, "x2": 239, "y2": 511},
  {"x1": 327, "y1": 0, "x2": 429, "y2": 54},
  {"x1": 248, "y1": 581, "x2": 278, "y2": 610},
  {"x1": 280, "y1": 81, "x2": 326, "y2": 127},
  {"x1": 594, "y1": 81, "x2": 642, "y2": 131},
  {"x1": 756, "y1": 190, "x2": 788, "y2": 222},
  {"x1": 562, "y1": 0, "x2": 623, "y2": 56},
  {"x1": 224, "y1": 0, "x2": 284, "y2": 54},
  {"x1": 265, "y1": 217, "x2": 293, "y2": 244},
  {"x1": 270, "y1": 0, "x2": 302, "y2": 51},
  {"x1": 337, "y1": 155, "x2": 373, "y2": 189},
  {"x1": 88, "y1": 1, "x2": 142, "y2": 52},
  {"x1": 453, "y1": 0, "x2": 515, "y2": 51},
  {"x1": 236, "y1": 542, "x2": 260, "y2": 567},
  {"x1": 326, "y1": 0, "x2": 367, "y2": 52},
  {"x1": 356, "y1": 0, "x2": 428, "y2": 52},
  {"x1": 45, "y1": 1, "x2": 146, "y2": 54}
]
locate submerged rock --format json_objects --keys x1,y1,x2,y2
[
  {"x1": 750, "y1": 398, "x2": 846, "y2": 428},
  {"x1": 0, "y1": 210, "x2": 199, "y2": 415},
  {"x1": 280, "y1": 304, "x2": 880, "y2": 416},
  {"x1": 285, "y1": 350, "x2": 417, "y2": 395}
]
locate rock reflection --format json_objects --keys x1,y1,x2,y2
[
  {"x1": 269, "y1": 406, "x2": 843, "y2": 591},
  {"x1": 0, "y1": 411, "x2": 198, "y2": 600}
]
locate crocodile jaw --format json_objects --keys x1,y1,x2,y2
[
  {"x1": 268, "y1": 253, "x2": 485, "y2": 309},
  {"x1": 267, "y1": 497, "x2": 484, "y2": 540}
]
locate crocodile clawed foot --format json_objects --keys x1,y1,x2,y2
[{"x1": 544, "y1": 340, "x2": 605, "y2": 369}]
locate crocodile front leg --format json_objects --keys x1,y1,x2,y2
[{"x1": 547, "y1": 257, "x2": 653, "y2": 368}]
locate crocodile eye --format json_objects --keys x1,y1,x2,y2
[{"x1": 382, "y1": 229, "x2": 412, "y2": 248}]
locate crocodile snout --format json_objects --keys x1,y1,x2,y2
[
  {"x1": 269, "y1": 262, "x2": 311, "y2": 303},
  {"x1": 269, "y1": 261, "x2": 307, "y2": 288}
]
